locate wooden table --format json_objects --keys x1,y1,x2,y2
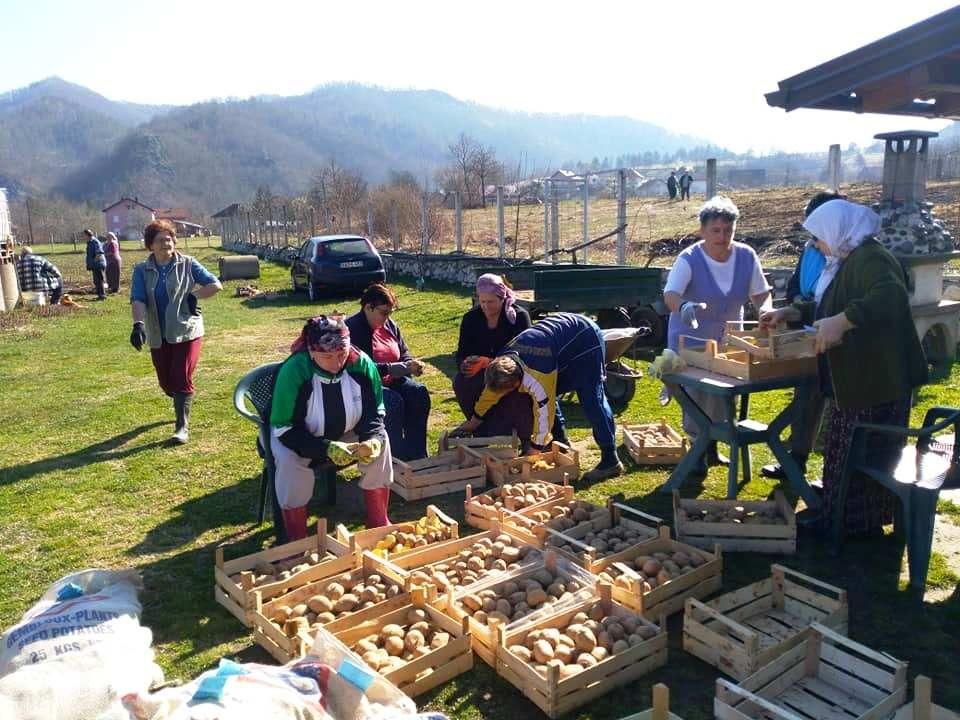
[{"x1": 661, "y1": 367, "x2": 821, "y2": 509}]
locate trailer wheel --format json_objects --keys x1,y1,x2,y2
[
  {"x1": 604, "y1": 376, "x2": 636, "y2": 414},
  {"x1": 631, "y1": 306, "x2": 665, "y2": 347}
]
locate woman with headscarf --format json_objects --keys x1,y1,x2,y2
[
  {"x1": 269, "y1": 315, "x2": 393, "y2": 541},
  {"x1": 103, "y1": 232, "x2": 122, "y2": 294},
  {"x1": 452, "y1": 273, "x2": 532, "y2": 436},
  {"x1": 760, "y1": 199, "x2": 928, "y2": 536}
]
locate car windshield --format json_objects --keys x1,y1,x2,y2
[{"x1": 322, "y1": 239, "x2": 370, "y2": 256}]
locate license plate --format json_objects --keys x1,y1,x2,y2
[{"x1": 339, "y1": 261, "x2": 363, "y2": 268}]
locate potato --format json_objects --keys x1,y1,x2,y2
[
  {"x1": 380, "y1": 623, "x2": 404, "y2": 640},
  {"x1": 510, "y1": 645, "x2": 532, "y2": 662},
  {"x1": 533, "y1": 639, "x2": 555, "y2": 663},
  {"x1": 407, "y1": 608, "x2": 428, "y2": 624},
  {"x1": 316, "y1": 611, "x2": 335, "y2": 624},
  {"x1": 431, "y1": 632, "x2": 450, "y2": 649},
  {"x1": 356, "y1": 638, "x2": 379, "y2": 654},
  {"x1": 384, "y1": 636, "x2": 404, "y2": 656},
  {"x1": 362, "y1": 649, "x2": 385, "y2": 670},
  {"x1": 274, "y1": 604, "x2": 293, "y2": 621},
  {"x1": 606, "y1": 622, "x2": 625, "y2": 641},
  {"x1": 326, "y1": 583, "x2": 345, "y2": 600},
  {"x1": 560, "y1": 664, "x2": 584, "y2": 679},
  {"x1": 588, "y1": 604, "x2": 605, "y2": 621},
  {"x1": 461, "y1": 594, "x2": 482, "y2": 612},
  {"x1": 574, "y1": 627, "x2": 597, "y2": 652},
  {"x1": 307, "y1": 595, "x2": 334, "y2": 614},
  {"x1": 555, "y1": 644, "x2": 575, "y2": 663},
  {"x1": 591, "y1": 646, "x2": 608, "y2": 661},
  {"x1": 334, "y1": 594, "x2": 359, "y2": 613},
  {"x1": 487, "y1": 611, "x2": 511, "y2": 626},
  {"x1": 642, "y1": 559, "x2": 662, "y2": 576},
  {"x1": 672, "y1": 551, "x2": 691, "y2": 568},
  {"x1": 526, "y1": 588, "x2": 548, "y2": 607},
  {"x1": 473, "y1": 610, "x2": 488, "y2": 625},
  {"x1": 612, "y1": 639, "x2": 629, "y2": 654},
  {"x1": 410, "y1": 621, "x2": 430, "y2": 636},
  {"x1": 404, "y1": 629, "x2": 425, "y2": 651}
]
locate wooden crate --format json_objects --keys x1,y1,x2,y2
[
  {"x1": 488, "y1": 442, "x2": 580, "y2": 485},
  {"x1": 684, "y1": 564, "x2": 848, "y2": 680},
  {"x1": 387, "y1": 521, "x2": 541, "y2": 592},
  {"x1": 439, "y1": 430, "x2": 519, "y2": 454},
  {"x1": 673, "y1": 490, "x2": 797, "y2": 554},
  {"x1": 251, "y1": 550, "x2": 408, "y2": 663},
  {"x1": 591, "y1": 526, "x2": 722, "y2": 620},
  {"x1": 495, "y1": 584, "x2": 668, "y2": 719},
  {"x1": 391, "y1": 446, "x2": 487, "y2": 501},
  {"x1": 439, "y1": 550, "x2": 597, "y2": 666},
  {"x1": 678, "y1": 336, "x2": 816, "y2": 381},
  {"x1": 617, "y1": 684, "x2": 684, "y2": 720},
  {"x1": 335, "y1": 504, "x2": 458, "y2": 560},
  {"x1": 496, "y1": 497, "x2": 608, "y2": 548},
  {"x1": 321, "y1": 586, "x2": 473, "y2": 698},
  {"x1": 464, "y1": 476, "x2": 575, "y2": 531},
  {"x1": 539, "y1": 501, "x2": 664, "y2": 573},
  {"x1": 214, "y1": 519, "x2": 349, "y2": 628},
  {"x1": 723, "y1": 321, "x2": 816, "y2": 360},
  {"x1": 714, "y1": 623, "x2": 907, "y2": 720},
  {"x1": 622, "y1": 420, "x2": 687, "y2": 466}
]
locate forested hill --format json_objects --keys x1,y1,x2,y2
[{"x1": 2, "y1": 78, "x2": 710, "y2": 212}]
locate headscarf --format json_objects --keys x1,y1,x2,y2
[
  {"x1": 476, "y1": 273, "x2": 517, "y2": 324},
  {"x1": 803, "y1": 200, "x2": 880, "y2": 304},
  {"x1": 291, "y1": 315, "x2": 351, "y2": 354}
]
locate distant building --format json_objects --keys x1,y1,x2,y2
[
  {"x1": 154, "y1": 207, "x2": 206, "y2": 236},
  {"x1": 102, "y1": 197, "x2": 155, "y2": 240}
]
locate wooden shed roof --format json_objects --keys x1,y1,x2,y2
[{"x1": 765, "y1": 6, "x2": 960, "y2": 120}]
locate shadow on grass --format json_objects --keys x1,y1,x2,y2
[{"x1": 0, "y1": 421, "x2": 169, "y2": 486}]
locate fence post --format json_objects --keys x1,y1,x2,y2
[
  {"x1": 367, "y1": 205, "x2": 374, "y2": 239},
  {"x1": 581, "y1": 180, "x2": 590, "y2": 264},
  {"x1": 454, "y1": 191, "x2": 463, "y2": 252},
  {"x1": 617, "y1": 169, "x2": 626, "y2": 265},
  {"x1": 828, "y1": 144, "x2": 842, "y2": 192},
  {"x1": 706, "y1": 159, "x2": 717, "y2": 199},
  {"x1": 550, "y1": 188, "x2": 560, "y2": 264},
  {"x1": 391, "y1": 204, "x2": 399, "y2": 252},
  {"x1": 496, "y1": 185, "x2": 505, "y2": 258},
  {"x1": 543, "y1": 180, "x2": 551, "y2": 261}
]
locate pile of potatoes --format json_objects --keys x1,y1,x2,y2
[
  {"x1": 632, "y1": 425, "x2": 679, "y2": 448},
  {"x1": 524, "y1": 500, "x2": 604, "y2": 529},
  {"x1": 231, "y1": 548, "x2": 333, "y2": 589},
  {"x1": 408, "y1": 534, "x2": 537, "y2": 590},
  {"x1": 545, "y1": 523, "x2": 651, "y2": 559},
  {"x1": 269, "y1": 571, "x2": 402, "y2": 638},
  {"x1": 352, "y1": 607, "x2": 452, "y2": 677},
  {"x1": 508, "y1": 458, "x2": 557, "y2": 475},
  {"x1": 472, "y1": 481, "x2": 560, "y2": 512},
  {"x1": 371, "y1": 515, "x2": 455, "y2": 558},
  {"x1": 596, "y1": 550, "x2": 706, "y2": 593},
  {"x1": 455, "y1": 567, "x2": 586, "y2": 626},
  {"x1": 506, "y1": 602, "x2": 658, "y2": 679},
  {"x1": 679, "y1": 506, "x2": 785, "y2": 525}
]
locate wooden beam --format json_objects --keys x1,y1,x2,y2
[{"x1": 859, "y1": 65, "x2": 932, "y2": 112}]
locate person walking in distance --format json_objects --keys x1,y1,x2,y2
[
  {"x1": 666, "y1": 171, "x2": 678, "y2": 200},
  {"x1": 83, "y1": 228, "x2": 107, "y2": 300},
  {"x1": 679, "y1": 170, "x2": 694, "y2": 201},
  {"x1": 103, "y1": 232, "x2": 122, "y2": 294}
]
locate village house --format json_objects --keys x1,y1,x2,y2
[{"x1": 101, "y1": 197, "x2": 155, "y2": 240}]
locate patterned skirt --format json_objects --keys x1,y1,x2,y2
[{"x1": 821, "y1": 394, "x2": 911, "y2": 536}]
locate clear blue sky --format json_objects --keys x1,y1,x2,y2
[{"x1": 2, "y1": 0, "x2": 955, "y2": 153}]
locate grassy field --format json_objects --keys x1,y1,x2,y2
[
  {"x1": 1, "y1": 239, "x2": 959, "y2": 717},
  {"x1": 415, "y1": 180, "x2": 960, "y2": 267}
]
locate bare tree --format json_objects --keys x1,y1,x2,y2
[
  {"x1": 473, "y1": 144, "x2": 502, "y2": 209},
  {"x1": 447, "y1": 133, "x2": 479, "y2": 207}
]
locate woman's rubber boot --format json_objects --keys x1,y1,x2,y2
[
  {"x1": 172, "y1": 392, "x2": 193, "y2": 444},
  {"x1": 281, "y1": 506, "x2": 308, "y2": 541},
  {"x1": 363, "y1": 488, "x2": 388, "y2": 529},
  {"x1": 582, "y1": 446, "x2": 624, "y2": 483},
  {"x1": 379, "y1": 486, "x2": 392, "y2": 526}
]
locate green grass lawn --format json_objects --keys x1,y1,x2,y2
[{"x1": 1, "y1": 240, "x2": 958, "y2": 717}]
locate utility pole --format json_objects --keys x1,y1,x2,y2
[
  {"x1": 496, "y1": 185, "x2": 505, "y2": 258},
  {"x1": 581, "y1": 181, "x2": 590, "y2": 264},
  {"x1": 25, "y1": 196, "x2": 35, "y2": 245},
  {"x1": 617, "y1": 169, "x2": 626, "y2": 265}
]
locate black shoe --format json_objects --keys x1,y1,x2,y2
[{"x1": 706, "y1": 442, "x2": 729, "y2": 467}]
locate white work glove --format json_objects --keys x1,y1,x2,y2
[{"x1": 680, "y1": 302, "x2": 706, "y2": 329}]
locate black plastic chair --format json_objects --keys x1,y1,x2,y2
[
  {"x1": 233, "y1": 362, "x2": 337, "y2": 535},
  {"x1": 834, "y1": 405, "x2": 960, "y2": 590}
]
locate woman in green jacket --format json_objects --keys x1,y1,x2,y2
[{"x1": 761, "y1": 200, "x2": 927, "y2": 536}]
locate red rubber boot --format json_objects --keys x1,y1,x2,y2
[
  {"x1": 379, "y1": 486, "x2": 392, "y2": 526},
  {"x1": 281, "y1": 506, "x2": 308, "y2": 541},
  {"x1": 363, "y1": 488, "x2": 388, "y2": 529}
]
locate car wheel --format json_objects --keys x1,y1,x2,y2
[
  {"x1": 604, "y1": 376, "x2": 636, "y2": 414},
  {"x1": 308, "y1": 281, "x2": 319, "y2": 302}
]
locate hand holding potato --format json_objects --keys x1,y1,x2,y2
[
  {"x1": 758, "y1": 306, "x2": 799, "y2": 332},
  {"x1": 355, "y1": 438, "x2": 382, "y2": 461},
  {"x1": 813, "y1": 312, "x2": 853, "y2": 354},
  {"x1": 408, "y1": 359, "x2": 425, "y2": 377}
]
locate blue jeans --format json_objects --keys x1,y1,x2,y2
[
  {"x1": 555, "y1": 322, "x2": 616, "y2": 453},
  {"x1": 382, "y1": 377, "x2": 430, "y2": 460}
]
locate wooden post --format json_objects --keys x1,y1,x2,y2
[
  {"x1": 390, "y1": 204, "x2": 399, "y2": 252},
  {"x1": 366, "y1": 205, "x2": 373, "y2": 239},
  {"x1": 550, "y1": 187, "x2": 560, "y2": 264},
  {"x1": 282, "y1": 204, "x2": 289, "y2": 247},
  {"x1": 617, "y1": 169, "x2": 626, "y2": 265},
  {"x1": 581, "y1": 180, "x2": 590, "y2": 264},
  {"x1": 496, "y1": 185, "x2": 505, "y2": 258},
  {"x1": 454, "y1": 191, "x2": 463, "y2": 252},
  {"x1": 914, "y1": 676, "x2": 932, "y2": 720},
  {"x1": 652, "y1": 684, "x2": 669, "y2": 720},
  {"x1": 706, "y1": 159, "x2": 718, "y2": 199},
  {"x1": 828, "y1": 144, "x2": 841, "y2": 192}
]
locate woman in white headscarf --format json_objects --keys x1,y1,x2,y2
[{"x1": 760, "y1": 200, "x2": 927, "y2": 537}]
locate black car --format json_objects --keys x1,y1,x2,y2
[{"x1": 291, "y1": 235, "x2": 386, "y2": 300}]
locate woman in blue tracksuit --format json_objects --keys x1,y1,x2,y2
[{"x1": 454, "y1": 312, "x2": 622, "y2": 483}]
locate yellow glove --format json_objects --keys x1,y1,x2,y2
[
  {"x1": 327, "y1": 440, "x2": 354, "y2": 467},
  {"x1": 355, "y1": 438, "x2": 382, "y2": 461}
]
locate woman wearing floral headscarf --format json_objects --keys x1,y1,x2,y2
[
  {"x1": 270, "y1": 315, "x2": 393, "y2": 541},
  {"x1": 103, "y1": 232, "x2": 122, "y2": 293},
  {"x1": 761, "y1": 200, "x2": 927, "y2": 536},
  {"x1": 452, "y1": 273, "x2": 531, "y2": 436}
]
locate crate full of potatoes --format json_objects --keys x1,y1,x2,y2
[
  {"x1": 464, "y1": 476, "x2": 575, "y2": 531},
  {"x1": 336, "y1": 505, "x2": 458, "y2": 560}
]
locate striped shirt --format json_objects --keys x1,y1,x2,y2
[{"x1": 15, "y1": 253, "x2": 62, "y2": 293}]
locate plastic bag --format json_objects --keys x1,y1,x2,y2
[{"x1": 0, "y1": 569, "x2": 163, "y2": 720}]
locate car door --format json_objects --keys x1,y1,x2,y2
[{"x1": 292, "y1": 240, "x2": 313, "y2": 287}]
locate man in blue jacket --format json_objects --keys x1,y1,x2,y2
[{"x1": 83, "y1": 228, "x2": 106, "y2": 300}]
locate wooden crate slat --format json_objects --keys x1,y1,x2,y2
[
  {"x1": 674, "y1": 491, "x2": 797, "y2": 554},
  {"x1": 400, "y1": 650, "x2": 474, "y2": 697},
  {"x1": 817, "y1": 645, "x2": 901, "y2": 694},
  {"x1": 794, "y1": 678, "x2": 872, "y2": 716},
  {"x1": 814, "y1": 664, "x2": 891, "y2": 708},
  {"x1": 742, "y1": 615, "x2": 802, "y2": 645},
  {"x1": 776, "y1": 685, "x2": 852, "y2": 720},
  {"x1": 712, "y1": 578, "x2": 774, "y2": 614},
  {"x1": 392, "y1": 476, "x2": 480, "y2": 501}
]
